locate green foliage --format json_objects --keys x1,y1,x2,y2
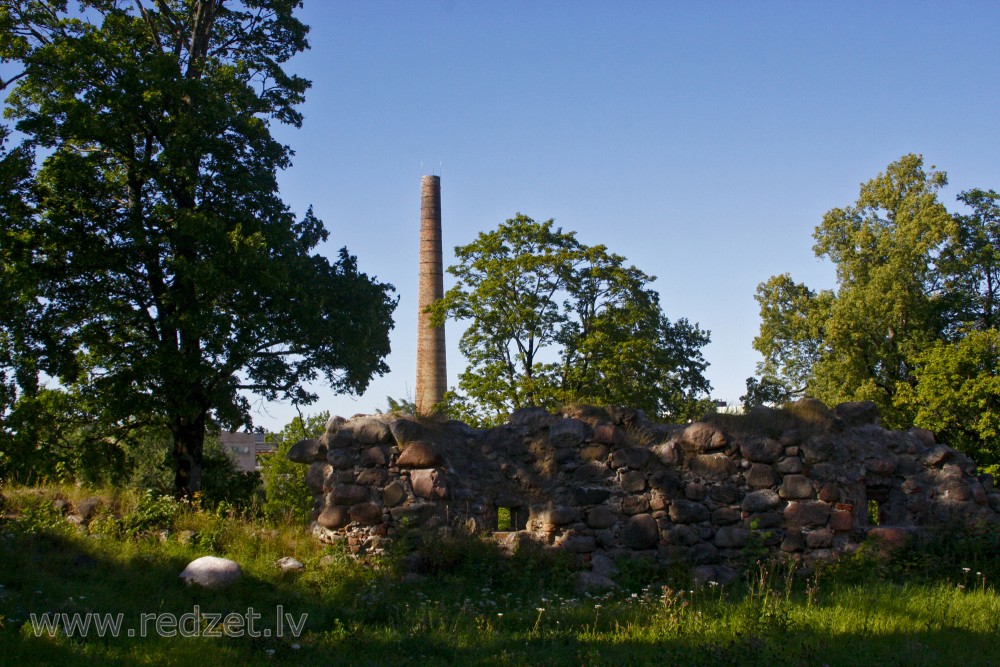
[
  {"x1": 751, "y1": 274, "x2": 834, "y2": 403},
  {"x1": 118, "y1": 490, "x2": 182, "y2": 538},
  {"x1": 896, "y1": 329, "x2": 1000, "y2": 466},
  {"x1": 380, "y1": 396, "x2": 417, "y2": 415},
  {"x1": 730, "y1": 561, "x2": 794, "y2": 640},
  {"x1": 431, "y1": 214, "x2": 711, "y2": 425},
  {"x1": 9, "y1": 494, "x2": 72, "y2": 535},
  {"x1": 198, "y1": 435, "x2": 262, "y2": 513},
  {"x1": 260, "y1": 411, "x2": 328, "y2": 523},
  {"x1": 751, "y1": 155, "x2": 1000, "y2": 462},
  {"x1": 0, "y1": 1, "x2": 396, "y2": 495},
  {"x1": 741, "y1": 375, "x2": 794, "y2": 410},
  {"x1": 496, "y1": 506, "x2": 512, "y2": 531}
]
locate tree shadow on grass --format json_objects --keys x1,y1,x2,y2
[{"x1": 0, "y1": 527, "x2": 349, "y2": 666}]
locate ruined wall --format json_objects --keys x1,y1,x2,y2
[{"x1": 287, "y1": 400, "x2": 1000, "y2": 583}]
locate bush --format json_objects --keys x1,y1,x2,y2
[
  {"x1": 260, "y1": 412, "x2": 328, "y2": 523},
  {"x1": 199, "y1": 436, "x2": 263, "y2": 514}
]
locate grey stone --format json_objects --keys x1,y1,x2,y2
[
  {"x1": 276, "y1": 556, "x2": 305, "y2": 573},
  {"x1": 350, "y1": 417, "x2": 393, "y2": 444},
  {"x1": 317, "y1": 505, "x2": 351, "y2": 529},
  {"x1": 664, "y1": 525, "x2": 701, "y2": 546},
  {"x1": 709, "y1": 483, "x2": 741, "y2": 504},
  {"x1": 805, "y1": 528, "x2": 833, "y2": 549},
  {"x1": 649, "y1": 470, "x2": 685, "y2": 497},
  {"x1": 509, "y1": 407, "x2": 557, "y2": 430},
  {"x1": 536, "y1": 506, "x2": 580, "y2": 527},
  {"x1": 73, "y1": 497, "x2": 102, "y2": 523},
  {"x1": 357, "y1": 467, "x2": 388, "y2": 487},
  {"x1": 781, "y1": 529, "x2": 805, "y2": 552},
  {"x1": 669, "y1": 499, "x2": 709, "y2": 524},
  {"x1": 321, "y1": 429, "x2": 356, "y2": 450},
  {"x1": 741, "y1": 489, "x2": 781, "y2": 513},
  {"x1": 591, "y1": 552, "x2": 620, "y2": 578},
  {"x1": 620, "y1": 471, "x2": 647, "y2": 493},
  {"x1": 653, "y1": 441, "x2": 683, "y2": 466},
  {"x1": 559, "y1": 534, "x2": 597, "y2": 553},
  {"x1": 622, "y1": 494, "x2": 651, "y2": 515},
  {"x1": 713, "y1": 526, "x2": 750, "y2": 548},
  {"x1": 331, "y1": 484, "x2": 369, "y2": 505},
  {"x1": 573, "y1": 462, "x2": 610, "y2": 482},
  {"x1": 327, "y1": 449, "x2": 355, "y2": 470},
  {"x1": 746, "y1": 463, "x2": 779, "y2": 489},
  {"x1": 611, "y1": 448, "x2": 652, "y2": 470},
  {"x1": 586, "y1": 506, "x2": 617, "y2": 529},
  {"x1": 801, "y1": 436, "x2": 849, "y2": 465},
  {"x1": 622, "y1": 514, "x2": 660, "y2": 549},
  {"x1": 779, "y1": 474, "x2": 815, "y2": 500},
  {"x1": 549, "y1": 418, "x2": 592, "y2": 447},
  {"x1": 349, "y1": 502, "x2": 383, "y2": 526},
  {"x1": 775, "y1": 456, "x2": 804, "y2": 474},
  {"x1": 739, "y1": 437, "x2": 784, "y2": 464},
  {"x1": 688, "y1": 541, "x2": 720, "y2": 565},
  {"x1": 306, "y1": 463, "x2": 332, "y2": 494},
  {"x1": 571, "y1": 486, "x2": 612, "y2": 505},
  {"x1": 784, "y1": 501, "x2": 831, "y2": 528},
  {"x1": 396, "y1": 441, "x2": 443, "y2": 468},
  {"x1": 287, "y1": 438, "x2": 324, "y2": 463},
  {"x1": 593, "y1": 423, "x2": 626, "y2": 447},
  {"x1": 679, "y1": 422, "x2": 728, "y2": 452},
  {"x1": 685, "y1": 482, "x2": 707, "y2": 500},
  {"x1": 689, "y1": 454, "x2": 737, "y2": 480},
  {"x1": 924, "y1": 445, "x2": 953, "y2": 467},
  {"x1": 361, "y1": 446, "x2": 388, "y2": 467},
  {"x1": 711, "y1": 507, "x2": 741, "y2": 526},
  {"x1": 389, "y1": 418, "x2": 428, "y2": 445},
  {"x1": 410, "y1": 468, "x2": 449, "y2": 500},
  {"x1": 180, "y1": 556, "x2": 242, "y2": 589},
  {"x1": 575, "y1": 571, "x2": 617, "y2": 594}
]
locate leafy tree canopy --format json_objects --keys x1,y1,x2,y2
[
  {"x1": 749, "y1": 154, "x2": 1000, "y2": 465},
  {"x1": 0, "y1": 1, "x2": 396, "y2": 494},
  {"x1": 431, "y1": 214, "x2": 711, "y2": 425}
]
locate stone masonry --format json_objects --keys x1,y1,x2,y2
[{"x1": 287, "y1": 399, "x2": 1000, "y2": 583}]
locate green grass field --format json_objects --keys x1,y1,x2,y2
[{"x1": 1, "y1": 485, "x2": 998, "y2": 666}]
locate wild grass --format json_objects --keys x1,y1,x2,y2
[
  {"x1": 702, "y1": 399, "x2": 840, "y2": 439},
  {"x1": 1, "y1": 483, "x2": 998, "y2": 666}
]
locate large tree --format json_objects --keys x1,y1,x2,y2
[
  {"x1": 750, "y1": 155, "x2": 1000, "y2": 464},
  {"x1": 431, "y1": 215, "x2": 711, "y2": 425},
  {"x1": 0, "y1": 1, "x2": 396, "y2": 494}
]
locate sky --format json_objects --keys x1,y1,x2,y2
[{"x1": 253, "y1": 0, "x2": 1000, "y2": 431}]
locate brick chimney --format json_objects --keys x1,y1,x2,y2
[{"x1": 416, "y1": 175, "x2": 446, "y2": 413}]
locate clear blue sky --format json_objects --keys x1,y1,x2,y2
[{"x1": 256, "y1": 0, "x2": 1000, "y2": 431}]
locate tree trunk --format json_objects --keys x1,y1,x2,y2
[{"x1": 172, "y1": 411, "x2": 206, "y2": 498}]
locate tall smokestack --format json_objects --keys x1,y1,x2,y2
[{"x1": 416, "y1": 175, "x2": 447, "y2": 413}]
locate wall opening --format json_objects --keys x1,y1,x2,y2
[
  {"x1": 495, "y1": 506, "x2": 526, "y2": 531},
  {"x1": 866, "y1": 486, "x2": 889, "y2": 526}
]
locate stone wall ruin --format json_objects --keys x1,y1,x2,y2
[{"x1": 287, "y1": 399, "x2": 1000, "y2": 585}]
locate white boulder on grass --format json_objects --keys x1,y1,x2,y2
[
  {"x1": 179, "y1": 556, "x2": 242, "y2": 589},
  {"x1": 276, "y1": 556, "x2": 305, "y2": 573}
]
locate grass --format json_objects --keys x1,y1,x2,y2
[
  {"x1": 1, "y1": 484, "x2": 999, "y2": 666},
  {"x1": 702, "y1": 399, "x2": 840, "y2": 439}
]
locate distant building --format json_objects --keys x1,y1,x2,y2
[{"x1": 217, "y1": 432, "x2": 275, "y2": 472}]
